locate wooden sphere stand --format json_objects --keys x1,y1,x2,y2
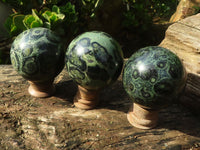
[
  {"x1": 74, "y1": 86, "x2": 100, "y2": 110},
  {"x1": 127, "y1": 103, "x2": 158, "y2": 129},
  {"x1": 28, "y1": 79, "x2": 55, "y2": 98}
]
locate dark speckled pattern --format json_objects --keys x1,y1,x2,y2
[
  {"x1": 10, "y1": 27, "x2": 65, "y2": 82},
  {"x1": 65, "y1": 31, "x2": 124, "y2": 90},
  {"x1": 123, "y1": 46, "x2": 187, "y2": 109}
]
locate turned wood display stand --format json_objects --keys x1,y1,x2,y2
[
  {"x1": 28, "y1": 79, "x2": 55, "y2": 98},
  {"x1": 74, "y1": 86, "x2": 100, "y2": 110},
  {"x1": 127, "y1": 103, "x2": 158, "y2": 129}
]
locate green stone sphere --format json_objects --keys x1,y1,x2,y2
[
  {"x1": 66, "y1": 31, "x2": 124, "y2": 90},
  {"x1": 10, "y1": 27, "x2": 65, "y2": 82},
  {"x1": 123, "y1": 46, "x2": 187, "y2": 109}
]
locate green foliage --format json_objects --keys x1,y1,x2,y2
[
  {"x1": 2, "y1": 0, "x2": 43, "y2": 13},
  {"x1": 2, "y1": 0, "x2": 101, "y2": 37},
  {"x1": 23, "y1": 9, "x2": 43, "y2": 29},
  {"x1": 4, "y1": 14, "x2": 26, "y2": 37},
  {"x1": 3, "y1": 0, "x2": 177, "y2": 37},
  {"x1": 59, "y1": 2, "x2": 78, "y2": 24},
  {"x1": 151, "y1": 0, "x2": 178, "y2": 18},
  {"x1": 79, "y1": 0, "x2": 103, "y2": 18},
  {"x1": 123, "y1": 1, "x2": 152, "y2": 31},
  {"x1": 123, "y1": 0, "x2": 178, "y2": 31},
  {"x1": 41, "y1": 5, "x2": 65, "y2": 29},
  {"x1": 193, "y1": 5, "x2": 200, "y2": 14}
]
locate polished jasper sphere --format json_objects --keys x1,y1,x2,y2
[
  {"x1": 10, "y1": 27, "x2": 64, "y2": 82},
  {"x1": 123, "y1": 46, "x2": 186, "y2": 109},
  {"x1": 66, "y1": 31, "x2": 124, "y2": 90}
]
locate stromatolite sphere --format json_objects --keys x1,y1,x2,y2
[
  {"x1": 10, "y1": 27, "x2": 64, "y2": 82},
  {"x1": 123, "y1": 46, "x2": 187, "y2": 110},
  {"x1": 66, "y1": 31, "x2": 124, "y2": 90}
]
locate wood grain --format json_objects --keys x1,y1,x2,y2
[{"x1": 160, "y1": 13, "x2": 200, "y2": 115}]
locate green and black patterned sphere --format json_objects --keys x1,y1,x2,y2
[
  {"x1": 66, "y1": 31, "x2": 124, "y2": 90},
  {"x1": 10, "y1": 27, "x2": 64, "y2": 82},
  {"x1": 123, "y1": 46, "x2": 186, "y2": 109}
]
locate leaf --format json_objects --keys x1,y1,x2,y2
[
  {"x1": 60, "y1": 2, "x2": 76, "y2": 14},
  {"x1": 52, "y1": 5, "x2": 60, "y2": 14},
  {"x1": 31, "y1": 21, "x2": 42, "y2": 28},
  {"x1": 23, "y1": 12, "x2": 43, "y2": 29},
  {"x1": 50, "y1": 13, "x2": 57, "y2": 21},
  {"x1": 60, "y1": 2, "x2": 78, "y2": 23},
  {"x1": 13, "y1": 14, "x2": 26, "y2": 30},
  {"x1": 23, "y1": 15, "x2": 35, "y2": 29},
  {"x1": 4, "y1": 15, "x2": 13, "y2": 32},
  {"x1": 23, "y1": 9, "x2": 43, "y2": 29},
  {"x1": 42, "y1": 6, "x2": 65, "y2": 29},
  {"x1": 4, "y1": 13, "x2": 26, "y2": 37},
  {"x1": 31, "y1": 9, "x2": 43, "y2": 25},
  {"x1": 10, "y1": 24, "x2": 17, "y2": 34},
  {"x1": 42, "y1": 10, "x2": 53, "y2": 22},
  {"x1": 57, "y1": 13, "x2": 65, "y2": 20}
]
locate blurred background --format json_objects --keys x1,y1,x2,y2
[{"x1": 0, "y1": 0, "x2": 199, "y2": 64}]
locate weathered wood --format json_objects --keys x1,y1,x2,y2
[
  {"x1": 160, "y1": 13, "x2": 200, "y2": 115},
  {"x1": 0, "y1": 65, "x2": 200, "y2": 150},
  {"x1": 0, "y1": 65, "x2": 24, "y2": 83},
  {"x1": 170, "y1": 0, "x2": 200, "y2": 22}
]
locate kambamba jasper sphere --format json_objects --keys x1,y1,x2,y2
[
  {"x1": 66, "y1": 31, "x2": 124, "y2": 90},
  {"x1": 10, "y1": 27, "x2": 65, "y2": 82},
  {"x1": 123, "y1": 46, "x2": 187, "y2": 110}
]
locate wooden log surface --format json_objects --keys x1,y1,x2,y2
[
  {"x1": 0, "y1": 65, "x2": 200, "y2": 150},
  {"x1": 160, "y1": 13, "x2": 200, "y2": 115}
]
